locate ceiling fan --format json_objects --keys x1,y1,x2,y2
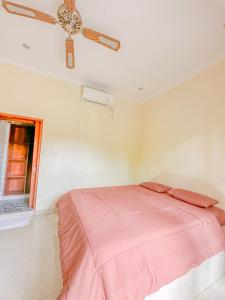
[{"x1": 2, "y1": 0, "x2": 121, "y2": 69}]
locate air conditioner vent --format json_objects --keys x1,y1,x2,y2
[{"x1": 82, "y1": 87, "x2": 113, "y2": 107}]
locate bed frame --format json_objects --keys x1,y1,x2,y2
[{"x1": 145, "y1": 251, "x2": 225, "y2": 300}]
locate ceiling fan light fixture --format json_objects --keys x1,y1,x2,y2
[{"x1": 57, "y1": 4, "x2": 82, "y2": 35}]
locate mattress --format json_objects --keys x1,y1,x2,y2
[{"x1": 57, "y1": 185, "x2": 225, "y2": 300}]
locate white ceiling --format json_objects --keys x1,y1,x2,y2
[{"x1": 0, "y1": 0, "x2": 225, "y2": 101}]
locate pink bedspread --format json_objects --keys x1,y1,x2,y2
[{"x1": 57, "y1": 185, "x2": 225, "y2": 300}]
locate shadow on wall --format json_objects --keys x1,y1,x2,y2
[{"x1": 152, "y1": 173, "x2": 225, "y2": 209}]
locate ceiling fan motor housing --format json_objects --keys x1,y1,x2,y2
[
  {"x1": 2, "y1": 1, "x2": 120, "y2": 70},
  {"x1": 57, "y1": 4, "x2": 82, "y2": 35}
]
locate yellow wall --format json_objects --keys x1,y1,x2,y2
[
  {"x1": 0, "y1": 63, "x2": 142, "y2": 210},
  {"x1": 139, "y1": 59, "x2": 225, "y2": 209},
  {"x1": 1, "y1": 59, "x2": 225, "y2": 211}
]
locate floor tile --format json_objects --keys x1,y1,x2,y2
[
  {"x1": 0, "y1": 255, "x2": 31, "y2": 300},
  {"x1": 194, "y1": 276, "x2": 225, "y2": 300},
  {"x1": 0, "y1": 224, "x2": 33, "y2": 260},
  {"x1": 31, "y1": 214, "x2": 58, "y2": 252},
  {"x1": 24, "y1": 249, "x2": 62, "y2": 300},
  {"x1": 38, "y1": 292, "x2": 60, "y2": 300},
  {"x1": 0, "y1": 213, "x2": 62, "y2": 300},
  {"x1": 207, "y1": 286, "x2": 225, "y2": 300}
]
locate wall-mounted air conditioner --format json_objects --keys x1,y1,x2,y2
[{"x1": 82, "y1": 87, "x2": 113, "y2": 107}]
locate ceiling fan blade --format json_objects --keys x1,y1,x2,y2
[
  {"x1": 64, "y1": 0, "x2": 75, "y2": 11},
  {"x1": 82, "y1": 28, "x2": 120, "y2": 51},
  {"x1": 2, "y1": 1, "x2": 56, "y2": 24},
  {"x1": 66, "y1": 38, "x2": 75, "y2": 69}
]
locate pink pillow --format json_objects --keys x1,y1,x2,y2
[
  {"x1": 140, "y1": 182, "x2": 172, "y2": 193},
  {"x1": 206, "y1": 206, "x2": 225, "y2": 226},
  {"x1": 167, "y1": 188, "x2": 219, "y2": 208}
]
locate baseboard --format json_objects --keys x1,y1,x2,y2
[{"x1": 34, "y1": 207, "x2": 57, "y2": 216}]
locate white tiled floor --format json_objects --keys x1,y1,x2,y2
[
  {"x1": 194, "y1": 276, "x2": 225, "y2": 300},
  {"x1": 0, "y1": 214, "x2": 62, "y2": 300},
  {"x1": 0, "y1": 213, "x2": 224, "y2": 300}
]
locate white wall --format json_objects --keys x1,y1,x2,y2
[
  {"x1": 2, "y1": 59, "x2": 225, "y2": 211},
  {"x1": 0, "y1": 63, "x2": 142, "y2": 210},
  {"x1": 139, "y1": 59, "x2": 225, "y2": 209}
]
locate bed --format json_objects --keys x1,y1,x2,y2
[{"x1": 57, "y1": 185, "x2": 225, "y2": 300}]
